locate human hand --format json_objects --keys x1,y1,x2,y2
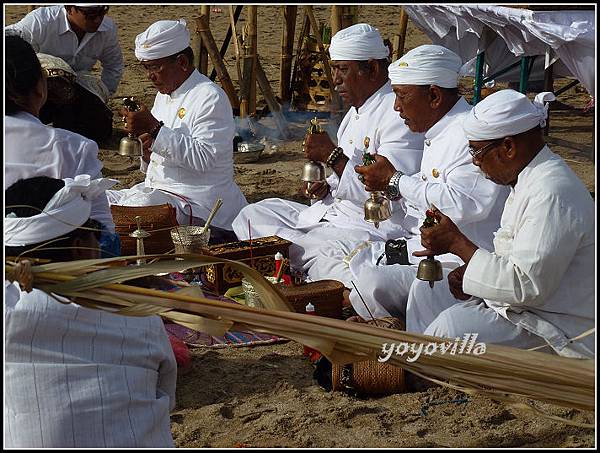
[
  {"x1": 354, "y1": 154, "x2": 396, "y2": 191},
  {"x1": 140, "y1": 133, "x2": 153, "y2": 163},
  {"x1": 120, "y1": 103, "x2": 159, "y2": 137},
  {"x1": 304, "y1": 132, "x2": 335, "y2": 163},
  {"x1": 447, "y1": 264, "x2": 471, "y2": 300},
  {"x1": 413, "y1": 208, "x2": 467, "y2": 257},
  {"x1": 301, "y1": 180, "x2": 329, "y2": 200}
]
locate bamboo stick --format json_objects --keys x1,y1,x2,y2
[
  {"x1": 198, "y1": 5, "x2": 210, "y2": 75},
  {"x1": 209, "y1": 5, "x2": 244, "y2": 82},
  {"x1": 248, "y1": 6, "x2": 258, "y2": 115},
  {"x1": 256, "y1": 55, "x2": 290, "y2": 139},
  {"x1": 393, "y1": 7, "x2": 409, "y2": 60},
  {"x1": 330, "y1": 5, "x2": 342, "y2": 37},
  {"x1": 229, "y1": 5, "x2": 243, "y2": 86},
  {"x1": 195, "y1": 15, "x2": 240, "y2": 110},
  {"x1": 305, "y1": 5, "x2": 342, "y2": 113},
  {"x1": 279, "y1": 5, "x2": 297, "y2": 104},
  {"x1": 289, "y1": 10, "x2": 310, "y2": 109}
]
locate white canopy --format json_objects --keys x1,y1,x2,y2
[{"x1": 404, "y1": 5, "x2": 595, "y2": 96}]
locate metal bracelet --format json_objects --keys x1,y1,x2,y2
[{"x1": 326, "y1": 146, "x2": 344, "y2": 167}]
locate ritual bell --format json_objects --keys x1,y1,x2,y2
[
  {"x1": 118, "y1": 97, "x2": 143, "y2": 157},
  {"x1": 416, "y1": 207, "x2": 443, "y2": 288},
  {"x1": 361, "y1": 136, "x2": 392, "y2": 228},
  {"x1": 129, "y1": 215, "x2": 150, "y2": 265},
  {"x1": 301, "y1": 117, "x2": 326, "y2": 198}
]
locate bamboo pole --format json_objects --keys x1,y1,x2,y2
[
  {"x1": 209, "y1": 5, "x2": 244, "y2": 82},
  {"x1": 279, "y1": 5, "x2": 297, "y2": 104},
  {"x1": 248, "y1": 6, "x2": 258, "y2": 115},
  {"x1": 305, "y1": 5, "x2": 342, "y2": 112},
  {"x1": 256, "y1": 55, "x2": 290, "y2": 139},
  {"x1": 393, "y1": 7, "x2": 409, "y2": 60},
  {"x1": 330, "y1": 5, "x2": 342, "y2": 36},
  {"x1": 195, "y1": 15, "x2": 240, "y2": 110},
  {"x1": 289, "y1": 10, "x2": 310, "y2": 109},
  {"x1": 240, "y1": 6, "x2": 258, "y2": 118},
  {"x1": 198, "y1": 6, "x2": 210, "y2": 75},
  {"x1": 229, "y1": 5, "x2": 243, "y2": 85}
]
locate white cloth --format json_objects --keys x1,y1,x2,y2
[
  {"x1": 4, "y1": 281, "x2": 177, "y2": 447},
  {"x1": 388, "y1": 44, "x2": 463, "y2": 88},
  {"x1": 135, "y1": 19, "x2": 190, "y2": 61},
  {"x1": 407, "y1": 147, "x2": 595, "y2": 358},
  {"x1": 463, "y1": 89, "x2": 556, "y2": 140},
  {"x1": 108, "y1": 70, "x2": 247, "y2": 230},
  {"x1": 232, "y1": 82, "x2": 425, "y2": 271},
  {"x1": 5, "y1": 175, "x2": 116, "y2": 247},
  {"x1": 329, "y1": 23, "x2": 389, "y2": 61},
  {"x1": 5, "y1": 112, "x2": 115, "y2": 233},
  {"x1": 311, "y1": 97, "x2": 508, "y2": 318},
  {"x1": 6, "y1": 5, "x2": 123, "y2": 95},
  {"x1": 403, "y1": 5, "x2": 595, "y2": 96}
]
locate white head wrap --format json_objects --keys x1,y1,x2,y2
[
  {"x1": 388, "y1": 45, "x2": 463, "y2": 88},
  {"x1": 329, "y1": 23, "x2": 389, "y2": 61},
  {"x1": 135, "y1": 19, "x2": 190, "y2": 61},
  {"x1": 5, "y1": 175, "x2": 117, "y2": 247},
  {"x1": 463, "y1": 90, "x2": 557, "y2": 141},
  {"x1": 37, "y1": 53, "x2": 76, "y2": 80}
]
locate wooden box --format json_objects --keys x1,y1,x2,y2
[{"x1": 201, "y1": 235, "x2": 292, "y2": 294}]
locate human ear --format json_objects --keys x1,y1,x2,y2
[{"x1": 429, "y1": 85, "x2": 443, "y2": 109}]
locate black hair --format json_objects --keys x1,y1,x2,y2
[
  {"x1": 5, "y1": 32, "x2": 44, "y2": 116},
  {"x1": 168, "y1": 46, "x2": 194, "y2": 66},
  {"x1": 5, "y1": 176, "x2": 101, "y2": 261},
  {"x1": 357, "y1": 58, "x2": 390, "y2": 76}
]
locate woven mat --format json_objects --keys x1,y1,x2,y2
[{"x1": 163, "y1": 274, "x2": 288, "y2": 348}]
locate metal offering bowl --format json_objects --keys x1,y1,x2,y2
[{"x1": 234, "y1": 142, "x2": 265, "y2": 163}]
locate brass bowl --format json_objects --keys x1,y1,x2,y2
[{"x1": 234, "y1": 142, "x2": 265, "y2": 163}]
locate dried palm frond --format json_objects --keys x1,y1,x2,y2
[{"x1": 4, "y1": 255, "x2": 595, "y2": 426}]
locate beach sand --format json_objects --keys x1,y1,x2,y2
[{"x1": 5, "y1": 5, "x2": 595, "y2": 447}]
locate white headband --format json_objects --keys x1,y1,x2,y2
[
  {"x1": 388, "y1": 44, "x2": 463, "y2": 88},
  {"x1": 329, "y1": 23, "x2": 389, "y2": 61},
  {"x1": 463, "y1": 90, "x2": 556, "y2": 141},
  {"x1": 5, "y1": 175, "x2": 116, "y2": 247},
  {"x1": 135, "y1": 19, "x2": 190, "y2": 61}
]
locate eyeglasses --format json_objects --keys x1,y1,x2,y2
[
  {"x1": 140, "y1": 55, "x2": 180, "y2": 75},
  {"x1": 75, "y1": 6, "x2": 109, "y2": 20},
  {"x1": 468, "y1": 138, "x2": 504, "y2": 159}
]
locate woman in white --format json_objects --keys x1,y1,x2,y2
[{"x1": 5, "y1": 175, "x2": 177, "y2": 447}]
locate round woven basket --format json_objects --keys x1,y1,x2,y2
[
  {"x1": 278, "y1": 280, "x2": 344, "y2": 319},
  {"x1": 170, "y1": 226, "x2": 211, "y2": 254},
  {"x1": 332, "y1": 317, "x2": 406, "y2": 395}
]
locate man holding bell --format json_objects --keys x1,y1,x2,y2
[
  {"x1": 107, "y1": 19, "x2": 247, "y2": 243},
  {"x1": 406, "y1": 89, "x2": 594, "y2": 357},
  {"x1": 232, "y1": 23, "x2": 424, "y2": 275},
  {"x1": 6, "y1": 5, "x2": 123, "y2": 142},
  {"x1": 309, "y1": 45, "x2": 508, "y2": 321}
]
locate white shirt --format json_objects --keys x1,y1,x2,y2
[
  {"x1": 463, "y1": 146, "x2": 595, "y2": 358},
  {"x1": 296, "y1": 81, "x2": 425, "y2": 240},
  {"x1": 5, "y1": 112, "x2": 115, "y2": 232},
  {"x1": 397, "y1": 97, "x2": 509, "y2": 260},
  {"x1": 4, "y1": 281, "x2": 177, "y2": 447},
  {"x1": 6, "y1": 5, "x2": 123, "y2": 95},
  {"x1": 142, "y1": 70, "x2": 247, "y2": 230}
]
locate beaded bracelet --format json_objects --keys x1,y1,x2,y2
[
  {"x1": 326, "y1": 146, "x2": 344, "y2": 167},
  {"x1": 150, "y1": 121, "x2": 164, "y2": 139}
]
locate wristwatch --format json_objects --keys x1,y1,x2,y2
[{"x1": 387, "y1": 170, "x2": 404, "y2": 200}]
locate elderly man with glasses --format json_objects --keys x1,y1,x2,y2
[
  {"x1": 308, "y1": 45, "x2": 509, "y2": 323},
  {"x1": 6, "y1": 5, "x2": 123, "y2": 142},
  {"x1": 108, "y1": 19, "x2": 247, "y2": 243},
  {"x1": 406, "y1": 89, "x2": 594, "y2": 357}
]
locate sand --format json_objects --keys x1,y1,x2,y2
[{"x1": 5, "y1": 5, "x2": 595, "y2": 448}]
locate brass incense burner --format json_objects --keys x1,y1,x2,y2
[
  {"x1": 301, "y1": 117, "x2": 326, "y2": 198},
  {"x1": 118, "y1": 97, "x2": 143, "y2": 157},
  {"x1": 361, "y1": 136, "x2": 391, "y2": 228}
]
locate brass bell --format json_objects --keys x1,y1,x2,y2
[
  {"x1": 364, "y1": 192, "x2": 392, "y2": 229},
  {"x1": 129, "y1": 216, "x2": 150, "y2": 265},
  {"x1": 416, "y1": 255, "x2": 443, "y2": 288},
  {"x1": 118, "y1": 97, "x2": 143, "y2": 157},
  {"x1": 302, "y1": 117, "x2": 326, "y2": 198}
]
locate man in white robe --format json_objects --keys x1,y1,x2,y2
[
  {"x1": 6, "y1": 5, "x2": 123, "y2": 142},
  {"x1": 4, "y1": 175, "x2": 177, "y2": 447},
  {"x1": 309, "y1": 45, "x2": 508, "y2": 321},
  {"x1": 107, "y1": 19, "x2": 247, "y2": 243},
  {"x1": 232, "y1": 23, "x2": 425, "y2": 273},
  {"x1": 407, "y1": 89, "x2": 594, "y2": 357}
]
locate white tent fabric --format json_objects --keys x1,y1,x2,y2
[{"x1": 403, "y1": 5, "x2": 595, "y2": 96}]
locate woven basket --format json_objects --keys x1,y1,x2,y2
[
  {"x1": 170, "y1": 225, "x2": 211, "y2": 255},
  {"x1": 278, "y1": 280, "x2": 344, "y2": 319},
  {"x1": 332, "y1": 317, "x2": 406, "y2": 395},
  {"x1": 111, "y1": 203, "x2": 178, "y2": 255}
]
